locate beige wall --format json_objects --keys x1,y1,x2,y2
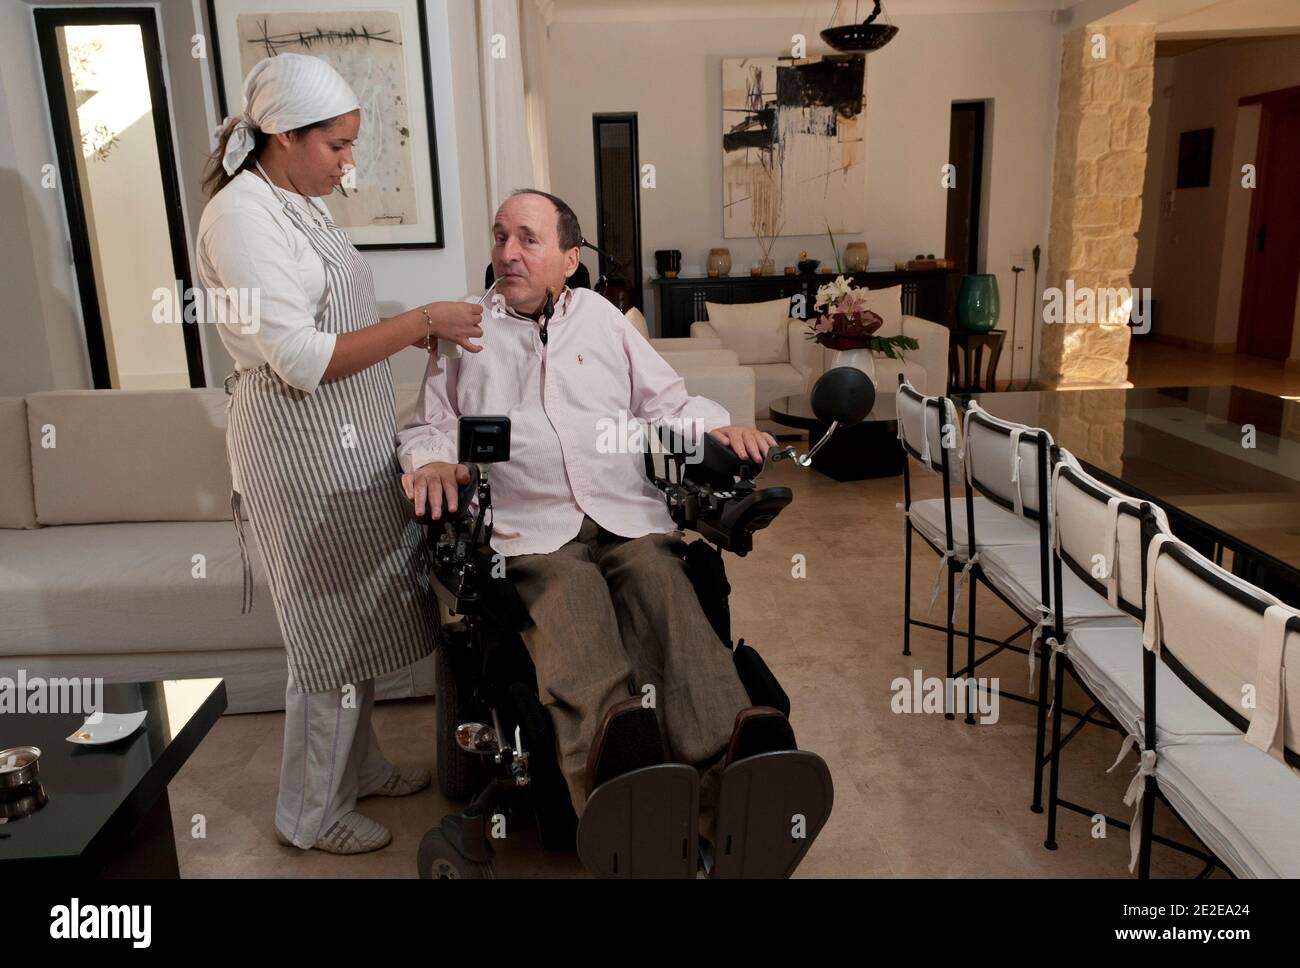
[
  {"x1": 1131, "y1": 55, "x2": 1172, "y2": 293},
  {"x1": 543, "y1": 9, "x2": 1063, "y2": 383},
  {"x1": 1142, "y1": 33, "x2": 1300, "y2": 350}
]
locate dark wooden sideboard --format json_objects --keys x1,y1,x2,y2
[{"x1": 649, "y1": 268, "x2": 955, "y2": 338}]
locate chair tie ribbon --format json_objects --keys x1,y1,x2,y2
[
  {"x1": 1107, "y1": 733, "x2": 1157, "y2": 872},
  {"x1": 951, "y1": 553, "x2": 980, "y2": 624}
]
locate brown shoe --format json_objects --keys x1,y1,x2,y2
[
  {"x1": 585, "y1": 696, "x2": 665, "y2": 798},
  {"x1": 724, "y1": 706, "x2": 797, "y2": 768}
]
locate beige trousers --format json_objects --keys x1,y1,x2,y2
[{"x1": 508, "y1": 517, "x2": 752, "y2": 817}]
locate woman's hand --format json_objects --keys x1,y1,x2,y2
[{"x1": 413, "y1": 301, "x2": 484, "y2": 354}]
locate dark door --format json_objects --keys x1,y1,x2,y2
[
  {"x1": 1237, "y1": 94, "x2": 1300, "y2": 360},
  {"x1": 944, "y1": 102, "x2": 985, "y2": 276},
  {"x1": 592, "y1": 113, "x2": 643, "y2": 312}
]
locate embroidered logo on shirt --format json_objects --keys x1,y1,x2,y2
[{"x1": 577, "y1": 355, "x2": 584, "y2": 364}]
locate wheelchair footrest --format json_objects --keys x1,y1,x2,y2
[
  {"x1": 576, "y1": 764, "x2": 699, "y2": 878},
  {"x1": 711, "y1": 750, "x2": 834, "y2": 879}
]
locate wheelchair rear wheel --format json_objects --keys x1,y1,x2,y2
[
  {"x1": 435, "y1": 632, "x2": 487, "y2": 801},
  {"x1": 417, "y1": 828, "x2": 494, "y2": 879}
]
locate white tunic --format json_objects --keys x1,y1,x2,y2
[{"x1": 195, "y1": 170, "x2": 338, "y2": 393}]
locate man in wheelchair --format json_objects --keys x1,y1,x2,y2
[{"x1": 396, "y1": 190, "x2": 833, "y2": 877}]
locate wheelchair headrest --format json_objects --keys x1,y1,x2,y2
[{"x1": 811, "y1": 367, "x2": 875, "y2": 427}]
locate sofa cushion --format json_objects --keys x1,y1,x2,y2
[
  {"x1": 0, "y1": 521, "x2": 283, "y2": 656},
  {"x1": 27, "y1": 389, "x2": 235, "y2": 525},
  {"x1": 860, "y1": 285, "x2": 904, "y2": 337},
  {"x1": 872, "y1": 357, "x2": 929, "y2": 395},
  {"x1": 0, "y1": 397, "x2": 37, "y2": 529},
  {"x1": 750, "y1": 363, "x2": 808, "y2": 419},
  {"x1": 705, "y1": 298, "x2": 790, "y2": 365},
  {"x1": 625, "y1": 306, "x2": 651, "y2": 340}
]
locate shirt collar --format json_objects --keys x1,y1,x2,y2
[{"x1": 499, "y1": 285, "x2": 575, "y2": 324}]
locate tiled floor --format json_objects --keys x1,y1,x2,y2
[
  {"x1": 170, "y1": 459, "x2": 1220, "y2": 878},
  {"x1": 173, "y1": 342, "x2": 1279, "y2": 878}
]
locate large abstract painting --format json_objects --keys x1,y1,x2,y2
[
  {"x1": 722, "y1": 54, "x2": 866, "y2": 239},
  {"x1": 209, "y1": 0, "x2": 443, "y2": 249}
]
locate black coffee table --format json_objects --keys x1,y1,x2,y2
[
  {"x1": 769, "y1": 392, "x2": 904, "y2": 481},
  {"x1": 0, "y1": 678, "x2": 226, "y2": 876}
]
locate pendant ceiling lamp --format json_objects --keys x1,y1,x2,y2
[{"x1": 820, "y1": 0, "x2": 899, "y2": 53}]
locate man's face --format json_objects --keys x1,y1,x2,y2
[{"x1": 491, "y1": 194, "x2": 579, "y2": 315}]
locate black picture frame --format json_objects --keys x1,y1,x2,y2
[
  {"x1": 1176, "y1": 127, "x2": 1214, "y2": 189},
  {"x1": 205, "y1": 0, "x2": 445, "y2": 250}
]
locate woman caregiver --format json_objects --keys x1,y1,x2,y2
[{"x1": 196, "y1": 53, "x2": 480, "y2": 855}]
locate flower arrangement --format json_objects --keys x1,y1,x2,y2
[{"x1": 807, "y1": 274, "x2": 919, "y2": 358}]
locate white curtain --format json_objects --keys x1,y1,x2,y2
[
  {"x1": 519, "y1": 0, "x2": 552, "y2": 192},
  {"x1": 478, "y1": 0, "x2": 544, "y2": 206}
]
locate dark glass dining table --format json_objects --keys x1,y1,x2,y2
[{"x1": 953, "y1": 385, "x2": 1300, "y2": 606}]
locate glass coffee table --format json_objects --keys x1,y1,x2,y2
[
  {"x1": 769, "y1": 392, "x2": 903, "y2": 481},
  {"x1": 0, "y1": 678, "x2": 226, "y2": 876}
]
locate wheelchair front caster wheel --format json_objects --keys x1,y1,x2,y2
[{"x1": 417, "y1": 828, "x2": 494, "y2": 879}]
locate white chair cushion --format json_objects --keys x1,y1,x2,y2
[
  {"x1": 1067, "y1": 625, "x2": 1241, "y2": 743},
  {"x1": 979, "y1": 542, "x2": 1131, "y2": 628},
  {"x1": 751, "y1": 363, "x2": 808, "y2": 419},
  {"x1": 908, "y1": 497, "x2": 1039, "y2": 557},
  {"x1": 1157, "y1": 739, "x2": 1300, "y2": 878},
  {"x1": 705, "y1": 298, "x2": 791, "y2": 365}
]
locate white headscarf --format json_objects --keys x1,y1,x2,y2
[{"x1": 214, "y1": 53, "x2": 360, "y2": 175}]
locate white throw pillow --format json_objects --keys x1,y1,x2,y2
[
  {"x1": 704, "y1": 298, "x2": 790, "y2": 365},
  {"x1": 857, "y1": 284, "x2": 904, "y2": 338},
  {"x1": 624, "y1": 305, "x2": 650, "y2": 340}
]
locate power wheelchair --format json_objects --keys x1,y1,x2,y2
[{"x1": 415, "y1": 368, "x2": 874, "y2": 879}]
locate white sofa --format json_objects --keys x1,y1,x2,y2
[
  {"x1": 625, "y1": 307, "x2": 756, "y2": 428},
  {"x1": 688, "y1": 289, "x2": 949, "y2": 432},
  {"x1": 0, "y1": 390, "x2": 434, "y2": 715},
  {"x1": 0, "y1": 335, "x2": 755, "y2": 715}
]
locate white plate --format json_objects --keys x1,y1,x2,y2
[{"x1": 65, "y1": 710, "x2": 147, "y2": 745}]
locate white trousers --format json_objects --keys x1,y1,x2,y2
[{"x1": 274, "y1": 676, "x2": 393, "y2": 848}]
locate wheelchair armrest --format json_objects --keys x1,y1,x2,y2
[{"x1": 652, "y1": 434, "x2": 791, "y2": 556}]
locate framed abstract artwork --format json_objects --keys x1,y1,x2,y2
[
  {"x1": 207, "y1": 0, "x2": 444, "y2": 249},
  {"x1": 722, "y1": 54, "x2": 867, "y2": 240}
]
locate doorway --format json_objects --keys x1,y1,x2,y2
[
  {"x1": 944, "y1": 101, "x2": 987, "y2": 277},
  {"x1": 592, "y1": 113, "x2": 643, "y2": 313},
  {"x1": 1236, "y1": 87, "x2": 1300, "y2": 361},
  {"x1": 35, "y1": 7, "x2": 204, "y2": 389}
]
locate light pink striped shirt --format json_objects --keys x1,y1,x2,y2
[{"x1": 395, "y1": 287, "x2": 731, "y2": 557}]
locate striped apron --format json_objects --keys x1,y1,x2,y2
[{"x1": 224, "y1": 165, "x2": 435, "y2": 694}]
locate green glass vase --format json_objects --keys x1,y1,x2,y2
[{"x1": 957, "y1": 274, "x2": 1000, "y2": 333}]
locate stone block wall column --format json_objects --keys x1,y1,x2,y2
[{"x1": 1036, "y1": 24, "x2": 1155, "y2": 389}]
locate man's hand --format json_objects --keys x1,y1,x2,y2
[
  {"x1": 401, "y1": 462, "x2": 471, "y2": 519},
  {"x1": 708, "y1": 425, "x2": 778, "y2": 464}
]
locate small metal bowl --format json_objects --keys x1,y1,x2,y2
[
  {"x1": 0, "y1": 746, "x2": 41, "y2": 789},
  {"x1": 0, "y1": 782, "x2": 47, "y2": 820}
]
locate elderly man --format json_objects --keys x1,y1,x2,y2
[{"x1": 396, "y1": 189, "x2": 786, "y2": 826}]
